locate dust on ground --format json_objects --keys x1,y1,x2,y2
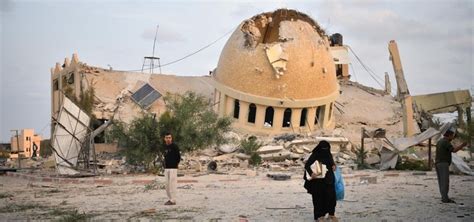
[{"x1": 1, "y1": 169, "x2": 473, "y2": 221}]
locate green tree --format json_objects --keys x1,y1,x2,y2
[
  {"x1": 157, "y1": 91, "x2": 232, "y2": 153},
  {"x1": 240, "y1": 136, "x2": 262, "y2": 166},
  {"x1": 107, "y1": 113, "x2": 161, "y2": 170}
]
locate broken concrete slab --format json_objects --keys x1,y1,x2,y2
[
  {"x1": 257, "y1": 145, "x2": 284, "y2": 154},
  {"x1": 289, "y1": 139, "x2": 316, "y2": 146},
  {"x1": 365, "y1": 154, "x2": 381, "y2": 165},
  {"x1": 261, "y1": 151, "x2": 292, "y2": 161},
  {"x1": 235, "y1": 153, "x2": 250, "y2": 160}
]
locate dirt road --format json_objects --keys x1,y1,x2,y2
[{"x1": 0, "y1": 169, "x2": 472, "y2": 221}]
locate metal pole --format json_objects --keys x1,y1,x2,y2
[
  {"x1": 11, "y1": 130, "x2": 21, "y2": 169},
  {"x1": 428, "y1": 138, "x2": 432, "y2": 170}
]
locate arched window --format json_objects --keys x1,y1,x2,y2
[
  {"x1": 233, "y1": 99, "x2": 240, "y2": 119},
  {"x1": 300, "y1": 108, "x2": 308, "y2": 127},
  {"x1": 264, "y1": 107, "x2": 274, "y2": 127},
  {"x1": 282, "y1": 108, "x2": 292, "y2": 128},
  {"x1": 248, "y1": 103, "x2": 257, "y2": 123}
]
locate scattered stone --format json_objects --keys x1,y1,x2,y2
[
  {"x1": 269, "y1": 164, "x2": 283, "y2": 171},
  {"x1": 246, "y1": 170, "x2": 257, "y2": 177},
  {"x1": 274, "y1": 134, "x2": 296, "y2": 142},
  {"x1": 240, "y1": 160, "x2": 249, "y2": 169},
  {"x1": 365, "y1": 154, "x2": 381, "y2": 165},
  {"x1": 360, "y1": 176, "x2": 377, "y2": 184}
]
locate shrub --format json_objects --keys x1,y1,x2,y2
[
  {"x1": 106, "y1": 113, "x2": 161, "y2": 170},
  {"x1": 240, "y1": 136, "x2": 262, "y2": 166}
]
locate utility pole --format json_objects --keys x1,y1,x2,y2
[{"x1": 10, "y1": 130, "x2": 21, "y2": 169}]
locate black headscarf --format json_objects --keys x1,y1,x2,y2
[{"x1": 311, "y1": 140, "x2": 334, "y2": 167}]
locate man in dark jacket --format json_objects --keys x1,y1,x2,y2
[
  {"x1": 435, "y1": 129, "x2": 466, "y2": 203},
  {"x1": 163, "y1": 132, "x2": 181, "y2": 205}
]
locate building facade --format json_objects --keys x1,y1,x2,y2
[{"x1": 10, "y1": 129, "x2": 42, "y2": 158}]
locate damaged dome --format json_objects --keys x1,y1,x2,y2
[{"x1": 214, "y1": 8, "x2": 338, "y2": 100}]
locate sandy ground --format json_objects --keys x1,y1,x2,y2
[{"x1": 0, "y1": 169, "x2": 473, "y2": 222}]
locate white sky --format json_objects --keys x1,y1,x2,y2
[{"x1": 1, "y1": 0, "x2": 473, "y2": 142}]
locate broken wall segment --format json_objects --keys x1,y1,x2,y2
[{"x1": 241, "y1": 8, "x2": 326, "y2": 48}]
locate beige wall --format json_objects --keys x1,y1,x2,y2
[
  {"x1": 10, "y1": 129, "x2": 41, "y2": 158},
  {"x1": 95, "y1": 143, "x2": 119, "y2": 153}
]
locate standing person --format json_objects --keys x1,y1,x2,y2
[
  {"x1": 304, "y1": 140, "x2": 338, "y2": 222},
  {"x1": 435, "y1": 129, "x2": 467, "y2": 203},
  {"x1": 163, "y1": 132, "x2": 181, "y2": 205}
]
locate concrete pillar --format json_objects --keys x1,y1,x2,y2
[
  {"x1": 218, "y1": 91, "x2": 226, "y2": 117},
  {"x1": 225, "y1": 95, "x2": 234, "y2": 117},
  {"x1": 273, "y1": 107, "x2": 284, "y2": 132},
  {"x1": 239, "y1": 101, "x2": 250, "y2": 125},
  {"x1": 342, "y1": 64, "x2": 350, "y2": 81},
  {"x1": 255, "y1": 104, "x2": 266, "y2": 129},
  {"x1": 323, "y1": 103, "x2": 331, "y2": 129},
  {"x1": 384, "y1": 72, "x2": 391, "y2": 95},
  {"x1": 306, "y1": 107, "x2": 316, "y2": 132},
  {"x1": 402, "y1": 95, "x2": 415, "y2": 137},
  {"x1": 292, "y1": 108, "x2": 302, "y2": 131}
]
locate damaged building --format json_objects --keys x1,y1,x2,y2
[
  {"x1": 211, "y1": 9, "x2": 350, "y2": 135},
  {"x1": 51, "y1": 9, "x2": 353, "y2": 139}
]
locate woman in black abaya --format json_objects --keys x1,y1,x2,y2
[{"x1": 304, "y1": 140, "x2": 338, "y2": 222}]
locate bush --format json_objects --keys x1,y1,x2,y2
[
  {"x1": 106, "y1": 113, "x2": 161, "y2": 171},
  {"x1": 240, "y1": 136, "x2": 262, "y2": 166},
  {"x1": 355, "y1": 145, "x2": 369, "y2": 169}
]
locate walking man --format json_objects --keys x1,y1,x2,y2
[
  {"x1": 435, "y1": 129, "x2": 467, "y2": 203},
  {"x1": 163, "y1": 132, "x2": 181, "y2": 205}
]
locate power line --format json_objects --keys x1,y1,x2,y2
[
  {"x1": 349, "y1": 62, "x2": 358, "y2": 82},
  {"x1": 347, "y1": 46, "x2": 385, "y2": 89},
  {"x1": 125, "y1": 28, "x2": 235, "y2": 72}
]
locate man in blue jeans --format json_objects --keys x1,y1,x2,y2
[{"x1": 435, "y1": 129, "x2": 467, "y2": 203}]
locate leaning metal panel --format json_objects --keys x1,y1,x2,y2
[{"x1": 52, "y1": 97, "x2": 91, "y2": 175}]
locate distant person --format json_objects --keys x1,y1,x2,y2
[
  {"x1": 435, "y1": 129, "x2": 467, "y2": 203},
  {"x1": 163, "y1": 132, "x2": 181, "y2": 205},
  {"x1": 304, "y1": 140, "x2": 338, "y2": 222},
  {"x1": 32, "y1": 142, "x2": 38, "y2": 158}
]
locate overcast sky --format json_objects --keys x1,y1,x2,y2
[{"x1": 1, "y1": 0, "x2": 473, "y2": 142}]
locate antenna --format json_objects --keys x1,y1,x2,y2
[
  {"x1": 152, "y1": 25, "x2": 158, "y2": 58},
  {"x1": 142, "y1": 25, "x2": 162, "y2": 74}
]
